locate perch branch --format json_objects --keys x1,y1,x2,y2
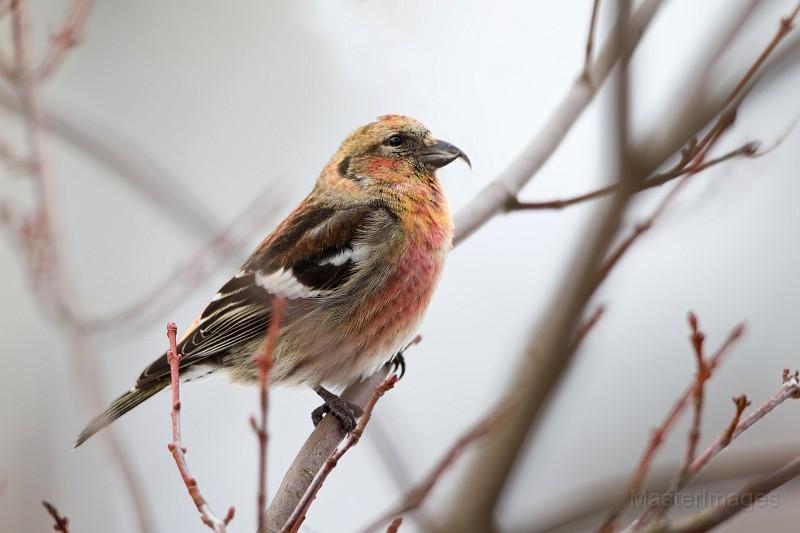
[
  {"x1": 266, "y1": 2, "x2": 665, "y2": 527},
  {"x1": 166, "y1": 322, "x2": 235, "y2": 532},
  {"x1": 281, "y1": 373, "x2": 400, "y2": 533}
]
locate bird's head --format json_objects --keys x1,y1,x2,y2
[{"x1": 323, "y1": 115, "x2": 470, "y2": 192}]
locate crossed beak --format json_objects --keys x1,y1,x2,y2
[{"x1": 419, "y1": 139, "x2": 471, "y2": 171}]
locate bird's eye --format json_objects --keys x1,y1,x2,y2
[{"x1": 385, "y1": 135, "x2": 404, "y2": 147}]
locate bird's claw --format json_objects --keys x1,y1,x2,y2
[
  {"x1": 389, "y1": 351, "x2": 406, "y2": 379},
  {"x1": 311, "y1": 389, "x2": 364, "y2": 433}
]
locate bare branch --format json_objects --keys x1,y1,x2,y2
[
  {"x1": 385, "y1": 517, "x2": 403, "y2": 533},
  {"x1": 681, "y1": 313, "x2": 710, "y2": 481},
  {"x1": 166, "y1": 322, "x2": 235, "y2": 532},
  {"x1": 42, "y1": 500, "x2": 70, "y2": 533},
  {"x1": 281, "y1": 374, "x2": 400, "y2": 533},
  {"x1": 584, "y1": 0, "x2": 603, "y2": 78},
  {"x1": 507, "y1": 143, "x2": 757, "y2": 212},
  {"x1": 599, "y1": 321, "x2": 745, "y2": 532},
  {"x1": 452, "y1": 0, "x2": 665, "y2": 246},
  {"x1": 33, "y1": 0, "x2": 94, "y2": 82},
  {"x1": 265, "y1": 368, "x2": 390, "y2": 531},
  {"x1": 362, "y1": 292, "x2": 606, "y2": 533},
  {"x1": 360, "y1": 402, "x2": 510, "y2": 533},
  {"x1": 668, "y1": 453, "x2": 800, "y2": 532},
  {"x1": 253, "y1": 297, "x2": 286, "y2": 533},
  {"x1": 637, "y1": 371, "x2": 800, "y2": 533},
  {"x1": 720, "y1": 395, "x2": 751, "y2": 447}
]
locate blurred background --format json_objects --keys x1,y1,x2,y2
[{"x1": 2, "y1": 1, "x2": 800, "y2": 531}]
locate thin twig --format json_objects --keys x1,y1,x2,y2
[
  {"x1": 166, "y1": 322, "x2": 235, "y2": 533},
  {"x1": 363, "y1": 296, "x2": 606, "y2": 533},
  {"x1": 599, "y1": 321, "x2": 745, "y2": 532},
  {"x1": 635, "y1": 371, "x2": 800, "y2": 532},
  {"x1": 282, "y1": 374, "x2": 400, "y2": 533},
  {"x1": 571, "y1": 305, "x2": 606, "y2": 350},
  {"x1": 452, "y1": 0, "x2": 665, "y2": 246},
  {"x1": 33, "y1": 0, "x2": 94, "y2": 82},
  {"x1": 584, "y1": 0, "x2": 603, "y2": 79},
  {"x1": 252, "y1": 297, "x2": 286, "y2": 533},
  {"x1": 720, "y1": 395, "x2": 750, "y2": 447},
  {"x1": 680, "y1": 312, "x2": 710, "y2": 481},
  {"x1": 507, "y1": 143, "x2": 757, "y2": 212},
  {"x1": 360, "y1": 402, "x2": 510, "y2": 533},
  {"x1": 386, "y1": 517, "x2": 403, "y2": 533},
  {"x1": 42, "y1": 500, "x2": 70, "y2": 533}
]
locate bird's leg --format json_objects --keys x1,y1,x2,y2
[{"x1": 311, "y1": 386, "x2": 364, "y2": 432}]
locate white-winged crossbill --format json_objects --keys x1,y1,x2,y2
[{"x1": 75, "y1": 115, "x2": 469, "y2": 447}]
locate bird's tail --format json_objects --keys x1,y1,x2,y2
[{"x1": 73, "y1": 382, "x2": 167, "y2": 448}]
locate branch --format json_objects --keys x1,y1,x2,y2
[
  {"x1": 507, "y1": 143, "x2": 757, "y2": 211},
  {"x1": 252, "y1": 298, "x2": 286, "y2": 533},
  {"x1": 265, "y1": 367, "x2": 389, "y2": 531},
  {"x1": 667, "y1": 454, "x2": 800, "y2": 532},
  {"x1": 452, "y1": 0, "x2": 666, "y2": 246},
  {"x1": 584, "y1": 0, "x2": 602, "y2": 79},
  {"x1": 42, "y1": 500, "x2": 70, "y2": 533},
  {"x1": 33, "y1": 0, "x2": 94, "y2": 82},
  {"x1": 268, "y1": 0, "x2": 799, "y2": 528},
  {"x1": 166, "y1": 322, "x2": 235, "y2": 532},
  {"x1": 637, "y1": 371, "x2": 800, "y2": 533},
  {"x1": 360, "y1": 401, "x2": 510, "y2": 533},
  {"x1": 281, "y1": 373, "x2": 400, "y2": 533},
  {"x1": 267, "y1": 2, "x2": 663, "y2": 527},
  {"x1": 362, "y1": 290, "x2": 606, "y2": 533},
  {"x1": 599, "y1": 319, "x2": 745, "y2": 532},
  {"x1": 681, "y1": 313, "x2": 710, "y2": 481}
]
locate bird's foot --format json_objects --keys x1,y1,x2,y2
[
  {"x1": 312, "y1": 386, "x2": 364, "y2": 433},
  {"x1": 388, "y1": 351, "x2": 406, "y2": 379}
]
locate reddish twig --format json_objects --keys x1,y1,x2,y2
[
  {"x1": 361, "y1": 402, "x2": 510, "y2": 533},
  {"x1": 689, "y1": 1, "x2": 800, "y2": 162},
  {"x1": 720, "y1": 394, "x2": 750, "y2": 447},
  {"x1": 252, "y1": 297, "x2": 286, "y2": 532},
  {"x1": 282, "y1": 374, "x2": 401, "y2": 533},
  {"x1": 166, "y1": 322, "x2": 235, "y2": 532},
  {"x1": 599, "y1": 321, "x2": 745, "y2": 532},
  {"x1": 42, "y1": 500, "x2": 70, "y2": 533},
  {"x1": 508, "y1": 143, "x2": 757, "y2": 212},
  {"x1": 386, "y1": 517, "x2": 403, "y2": 533},
  {"x1": 634, "y1": 371, "x2": 800, "y2": 532},
  {"x1": 681, "y1": 312, "x2": 710, "y2": 480},
  {"x1": 33, "y1": 0, "x2": 94, "y2": 82},
  {"x1": 571, "y1": 304, "x2": 606, "y2": 350}
]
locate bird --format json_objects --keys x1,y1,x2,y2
[{"x1": 74, "y1": 114, "x2": 469, "y2": 448}]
